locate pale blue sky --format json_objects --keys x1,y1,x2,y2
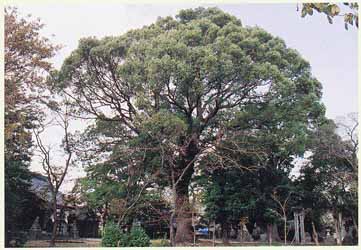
[{"x1": 13, "y1": 3, "x2": 358, "y2": 191}]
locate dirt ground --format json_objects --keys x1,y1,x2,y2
[
  {"x1": 24, "y1": 238, "x2": 325, "y2": 247},
  {"x1": 24, "y1": 239, "x2": 101, "y2": 248}
]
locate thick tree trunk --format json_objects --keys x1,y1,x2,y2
[
  {"x1": 174, "y1": 187, "x2": 193, "y2": 245},
  {"x1": 173, "y1": 133, "x2": 199, "y2": 245},
  {"x1": 174, "y1": 136, "x2": 199, "y2": 245},
  {"x1": 272, "y1": 223, "x2": 281, "y2": 241}
]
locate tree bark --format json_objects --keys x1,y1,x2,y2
[
  {"x1": 311, "y1": 221, "x2": 319, "y2": 245},
  {"x1": 173, "y1": 136, "x2": 198, "y2": 245},
  {"x1": 170, "y1": 169, "x2": 177, "y2": 246},
  {"x1": 174, "y1": 187, "x2": 193, "y2": 245},
  {"x1": 50, "y1": 196, "x2": 58, "y2": 247},
  {"x1": 272, "y1": 223, "x2": 281, "y2": 241}
]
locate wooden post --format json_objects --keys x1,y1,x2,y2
[
  {"x1": 212, "y1": 221, "x2": 216, "y2": 247},
  {"x1": 338, "y1": 212, "x2": 343, "y2": 245},
  {"x1": 300, "y1": 210, "x2": 305, "y2": 244},
  {"x1": 294, "y1": 212, "x2": 300, "y2": 244}
]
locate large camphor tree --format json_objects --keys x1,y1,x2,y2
[{"x1": 55, "y1": 7, "x2": 324, "y2": 245}]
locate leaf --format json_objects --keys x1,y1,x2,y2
[
  {"x1": 327, "y1": 15, "x2": 333, "y2": 24},
  {"x1": 331, "y1": 5, "x2": 341, "y2": 16},
  {"x1": 301, "y1": 8, "x2": 307, "y2": 18}
]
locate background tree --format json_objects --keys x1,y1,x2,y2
[
  {"x1": 4, "y1": 7, "x2": 59, "y2": 246},
  {"x1": 303, "y1": 117, "x2": 358, "y2": 245},
  {"x1": 271, "y1": 185, "x2": 297, "y2": 245},
  {"x1": 33, "y1": 102, "x2": 75, "y2": 247},
  {"x1": 55, "y1": 7, "x2": 325, "y2": 245},
  {"x1": 199, "y1": 81, "x2": 324, "y2": 245},
  {"x1": 202, "y1": 168, "x2": 259, "y2": 244}
]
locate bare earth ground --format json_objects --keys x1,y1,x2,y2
[
  {"x1": 24, "y1": 239, "x2": 101, "y2": 248},
  {"x1": 24, "y1": 238, "x2": 325, "y2": 247}
]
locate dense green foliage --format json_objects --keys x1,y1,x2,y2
[
  {"x1": 101, "y1": 221, "x2": 128, "y2": 247},
  {"x1": 302, "y1": 119, "x2": 358, "y2": 230},
  {"x1": 128, "y1": 225, "x2": 151, "y2": 247}
]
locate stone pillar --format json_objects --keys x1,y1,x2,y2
[
  {"x1": 71, "y1": 221, "x2": 79, "y2": 239},
  {"x1": 300, "y1": 210, "x2": 305, "y2": 244},
  {"x1": 29, "y1": 217, "x2": 42, "y2": 240}
]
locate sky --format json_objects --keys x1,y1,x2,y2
[{"x1": 12, "y1": 2, "x2": 358, "y2": 192}]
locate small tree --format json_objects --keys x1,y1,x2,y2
[
  {"x1": 271, "y1": 186, "x2": 294, "y2": 245},
  {"x1": 33, "y1": 101, "x2": 75, "y2": 247}
]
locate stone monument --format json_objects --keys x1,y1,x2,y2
[
  {"x1": 29, "y1": 217, "x2": 42, "y2": 240},
  {"x1": 71, "y1": 221, "x2": 79, "y2": 239}
]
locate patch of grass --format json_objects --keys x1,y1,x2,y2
[{"x1": 151, "y1": 238, "x2": 171, "y2": 247}]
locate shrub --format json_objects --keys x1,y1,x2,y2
[
  {"x1": 101, "y1": 222, "x2": 150, "y2": 247},
  {"x1": 101, "y1": 221, "x2": 128, "y2": 247},
  {"x1": 128, "y1": 225, "x2": 151, "y2": 247}
]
